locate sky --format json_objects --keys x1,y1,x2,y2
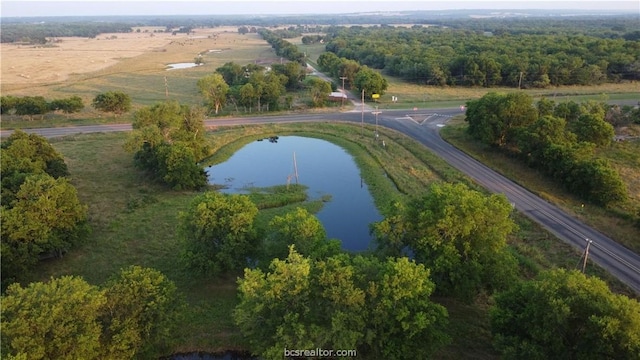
[{"x1": 1, "y1": 0, "x2": 638, "y2": 17}]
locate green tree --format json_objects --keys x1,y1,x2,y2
[
  {"x1": 1, "y1": 174, "x2": 88, "y2": 284},
  {"x1": 262, "y1": 207, "x2": 340, "y2": 263},
  {"x1": 197, "y1": 73, "x2": 229, "y2": 114},
  {"x1": 14, "y1": 96, "x2": 50, "y2": 120},
  {"x1": 491, "y1": 269, "x2": 640, "y2": 360},
  {"x1": 100, "y1": 266, "x2": 184, "y2": 359},
  {"x1": 154, "y1": 142, "x2": 207, "y2": 190},
  {"x1": 0, "y1": 95, "x2": 19, "y2": 114},
  {"x1": 124, "y1": 101, "x2": 209, "y2": 190},
  {"x1": 216, "y1": 62, "x2": 246, "y2": 86},
  {"x1": 260, "y1": 72, "x2": 287, "y2": 111},
  {"x1": 234, "y1": 248, "x2": 450, "y2": 360},
  {"x1": 571, "y1": 113, "x2": 615, "y2": 147},
  {"x1": 466, "y1": 92, "x2": 538, "y2": 147},
  {"x1": 239, "y1": 83, "x2": 257, "y2": 112},
  {"x1": 374, "y1": 182, "x2": 518, "y2": 300},
  {"x1": 49, "y1": 95, "x2": 84, "y2": 115},
  {"x1": 317, "y1": 52, "x2": 342, "y2": 77},
  {"x1": 1, "y1": 276, "x2": 105, "y2": 360},
  {"x1": 569, "y1": 158, "x2": 627, "y2": 206},
  {"x1": 516, "y1": 115, "x2": 576, "y2": 166},
  {"x1": 92, "y1": 91, "x2": 131, "y2": 116},
  {"x1": 339, "y1": 58, "x2": 361, "y2": 88},
  {"x1": 304, "y1": 77, "x2": 332, "y2": 107},
  {"x1": 1, "y1": 130, "x2": 69, "y2": 204},
  {"x1": 353, "y1": 65, "x2": 389, "y2": 98},
  {"x1": 180, "y1": 191, "x2": 259, "y2": 275},
  {"x1": 272, "y1": 61, "x2": 306, "y2": 90}
]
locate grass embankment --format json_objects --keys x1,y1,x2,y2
[
  {"x1": 440, "y1": 117, "x2": 640, "y2": 257},
  {"x1": 34, "y1": 121, "x2": 636, "y2": 358}
]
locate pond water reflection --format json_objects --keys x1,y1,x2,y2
[
  {"x1": 205, "y1": 136, "x2": 382, "y2": 251},
  {"x1": 166, "y1": 62, "x2": 201, "y2": 70}
]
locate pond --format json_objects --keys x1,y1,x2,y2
[
  {"x1": 205, "y1": 136, "x2": 383, "y2": 251},
  {"x1": 166, "y1": 62, "x2": 201, "y2": 70}
]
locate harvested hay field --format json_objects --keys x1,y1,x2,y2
[{"x1": 0, "y1": 26, "x2": 274, "y2": 99}]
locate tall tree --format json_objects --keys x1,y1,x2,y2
[
  {"x1": 304, "y1": 77, "x2": 332, "y2": 107},
  {"x1": 353, "y1": 66, "x2": 389, "y2": 98},
  {"x1": 571, "y1": 113, "x2": 615, "y2": 147},
  {"x1": 197, "y1": 73, "x2": 229, "y2": 114},
  {"x1": 124, "y1": 101, "x2": 209, "y2": 190},
  {"x1": 1, "y1": 130, "x2": 69, "y2": 204},
  {"x1": 1, "y1": 276, "x2": 105, "y2": 360},
  {"x1": 100, "y1": 266, "x2": 184, "y2": 359},
  {"x1": 491, "y1": 269, "x2": 640, "y2": 360},
  {"x1": 1, "y1": 174, "x2": 88, "y2": 285},
  {"x1": 179, "y1": 191, "x2": 259, "y2": 275},
  {"x1": 373, "y1": 182, "x2": 518, "y2": 300},
  {"x1": 234, "y1": 248, "x2": 450, "y2": 360},
  {"x1": 466, "y1": 92, "x2": 538, "y2": 147}
]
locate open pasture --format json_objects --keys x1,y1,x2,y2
[{"x1": 1, "y1": 26, "x2": 276, "y2": 107}]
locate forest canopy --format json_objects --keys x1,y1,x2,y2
[{"x1": 323, "y1": 24, "x2": 640, "y2": 87}]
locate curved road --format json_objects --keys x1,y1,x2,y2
[{"x1": 2, "y1": 108, "x2": 639, "y2": 293}]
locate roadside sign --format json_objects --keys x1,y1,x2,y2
[{"x1": 372, "y1": 94, "x2": 380, "y2": 99}]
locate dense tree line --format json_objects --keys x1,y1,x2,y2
[
  {"x1": 466, "y1": 93, "x2": 627, "y2": 206},
  {"x1": 1, "y1": 22, "x2": 133, "y2": 43},
  {"x1": 322, "y1": 25, "x2": 640, "y2": 87},
  {"x1": 208, "y1": 60, "x2": 333, "y2": 112},
  {"x1": 317, "y1": 51, "x2": 388, "y2": 98},
  {"x1": 1, "y1": 130, "x2": 87, "y2": 287},
  {"x1": 1, "y1": 95, "x2": 84, "y2": 120},
  {"x1": 213, "y1": 62, "x2": 288, "y2": 112},
  {"x1": 1, "y1": 266, "x2": 183, "y2": 359},
  {"x1": 123, "y1": 101, "x2": 210, "y2": 190},
  {"x1": 258, "y1": 28, "x2": 306, "y2": 65}
]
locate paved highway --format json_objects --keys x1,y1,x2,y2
[{"x1": 2, "y1": 107, "x2": 639, "y2": 293}]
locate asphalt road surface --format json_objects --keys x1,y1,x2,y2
[{"x1": 3, "y1": 107, "x2": 639, "y2": 293}]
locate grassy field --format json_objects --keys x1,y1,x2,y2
[
  {"x1": 1, "y1": 27, "x2": 277, "y2": 121},
  {"x1": 27, "y1": 121, "x2": 633, "y2": 358}
]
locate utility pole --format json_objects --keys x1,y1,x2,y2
[
  {"x1": 361, "y1": 89, "x2": 364, "y2": 137},
  {"x1": 581, "y1": 239, "x2": 592, "y2": 273},
  {"x1": 518, "y1": 71, "x2": 523, "y2": 90},
  {"x1": 372, "y1": 106, "x2": 381, "y2": 139},
  {"x1": 164, "y1": 76, "x2": 169, "y2": 99},
  {"x1": 340, "y1": 76, "x2": 347, "y2": 108}
]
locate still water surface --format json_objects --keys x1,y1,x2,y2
[{"x1": 205, "y1": 136, "x2": 382, "y2": 251}]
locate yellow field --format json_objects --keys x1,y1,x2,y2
[{"x1": 0, "y1": 26, "x2": 274, "y2": 96}]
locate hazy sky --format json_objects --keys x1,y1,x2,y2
[{"x1": 1, "y1": 0, "x2": 638, "y2": 17}]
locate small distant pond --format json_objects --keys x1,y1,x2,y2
[
  {"x1": 205, "y1": 136, "x2": 383, "y2": 251},
  {"x1": 166, "y1": 62, "x2": 201, "y2": 70}
]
